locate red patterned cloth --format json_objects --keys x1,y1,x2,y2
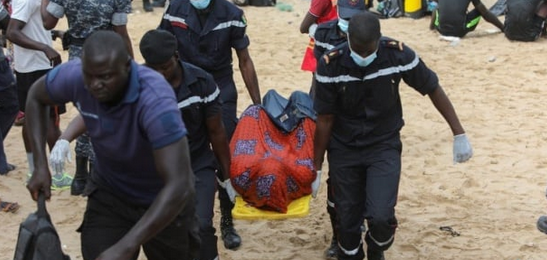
[{"x1": 230, "y1": 105, "x2": 316, "y2": 213}]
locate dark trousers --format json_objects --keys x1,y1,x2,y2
[
  {"x1": 328, "y1": 136, "x2": 401, "y2": 260},
  {"x1": 78, "y1": 186, "x2": 200, "y2": 260},
  {"x1": 0, "y1": 60, "x2": 17, "y2": 173},
  {"x1": 214, "y1": 75, "x2": 238, "y2": 214},
  {"x1": 194, "y1": 166, "x2": 218, "y2": 260}
]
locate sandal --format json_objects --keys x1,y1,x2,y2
[{"x1": 0, "y1": 200, "x2": 20, "y2": 213}]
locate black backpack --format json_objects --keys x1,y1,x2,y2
[{"x1": 13, "y1": 193, "x2": 70, "y2": 260}]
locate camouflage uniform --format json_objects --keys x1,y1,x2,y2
[
  {"x1": 46, "y1": 0, "x2": 132, "y2": 59},
  {"x1": 46, "y1": 0, "x2": 132, "y2": 162}
]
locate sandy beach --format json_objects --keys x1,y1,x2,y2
[{"x1": 2, "y1": 0, "x2": 547, "y2": 259}]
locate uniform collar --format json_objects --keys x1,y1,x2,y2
[
  {"x1": 184, "y1": 0, "x2": 230, "y2": 34},
  {"x1": 176, "y1": 61, "x2": 198, "y2": 100}
]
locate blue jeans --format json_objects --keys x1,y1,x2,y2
[{"x1": 0, "y1": 59, "x2": 18, "y2": 173}]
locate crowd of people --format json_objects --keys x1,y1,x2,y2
[{"x1": 0, "y1": 0, "x2": 546, "y2": 259}]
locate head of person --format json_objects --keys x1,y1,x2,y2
[
  {"x1": 82, "y1": 30, "x2": 131, "y2": 105},
  {"x1": 139, "y1": 29, "x2": 179, "y2": 84},
  {"x1": 337, "y1": 0, "x2": 367, "y2": 33},
  {"x1": 347, "y1": 12, "x2": 381, "y2": 67}
]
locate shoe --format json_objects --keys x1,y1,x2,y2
[
  {"x1": 152, "y1": 0, "x2": 166, "y2": 7},
  {"x1": 51, "y1": 173, "x2": 73, "y2": 191},
  {"x1": 0, "y1": 163, "x2": 16, "y2": 175},
  {"x1": 367, "y1": 249, "x2": 385, "y2": 260},
  {"x1": 325, "y1": 238, "x2": 339, "y2": 259},
  {"x1": 14, "y1": 111, "x2": 24, "y2": 126},
  {"x1": 537, "y1": 216, "x2": 547, "y2": 234},
  {"x1": 221, "y1": 226, "x2": 242, "y2": 250}
]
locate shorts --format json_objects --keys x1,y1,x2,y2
[{"x1": 15, "y1": 69, "x2": 66, "y2": 116}]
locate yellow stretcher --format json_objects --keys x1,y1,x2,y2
[{"x1": 232, "y1": 195, "x2": 312, "y2": 220}]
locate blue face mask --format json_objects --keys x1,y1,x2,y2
[
  {"x1": 337, "y1": 18, "x2": 349, "y2": 33},
  {"x1": 347, "y1": 35, "x2": 377, "y2": 67},
  {"x1": 190, "y1": 0, "x2": 211, "y2": 9}
]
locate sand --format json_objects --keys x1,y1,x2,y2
[{"x1": 2, "y1": 0, "x2": 547, "y2": 259}]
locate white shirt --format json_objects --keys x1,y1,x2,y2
[{"x1": 11, "y1": 0, "x2": 53, "y2": 73}]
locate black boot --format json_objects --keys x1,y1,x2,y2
[
  {"x1": 219, "y1": 186, "x2": 241, "y2": 250},
  {"x1": 71, "y1": 156, "x2": 88, "y2": 196},
  {"x1": 152, "y1": 0, "x2": 166, "y2": 7},
  {"x1": 325, "y1": 237, "x2": 339, "y2": 259},
  {"x1": 220, "y1": 212, "x2": 241, "y2": 250},
  {"x1": 143, "y1": 0, "x2": 153, "y2": 12}
]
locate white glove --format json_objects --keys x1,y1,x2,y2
[
  {"x1": 308, "y1": 23, "x2": 318, "y2": 39},
  {"x1": 311, "y1": 170, "x2": 322, "y2": 198},
  {"x1": 453, "y1": 134, "x2": 473, "y2": 164},
  {"x1": 218, "y1": 178, "x2": 238, "y2": 203},
  {"x1": 49, "y1": 139, "x2": 71, "y2": 175}
]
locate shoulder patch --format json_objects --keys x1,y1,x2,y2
[
  {"x1": 322, "y1": 49, "x2": 343, "y2": 64},
  {"x1": 382, "y1": 40, "x2": 404, "y2": 51}
]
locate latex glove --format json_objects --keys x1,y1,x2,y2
[
  {"x1": 311, "y1": 170, "x2": 322, "y2": 198},
  {"x1": 218, "y1": 178, "x2": 238, "y2": 203},
  {"x1": 453, "y1": 134, "x2": 473, "y2": 164},
  {"x1": 49, "y1": 139, "x2": 71, "y2": 175},
  {"x1": 308, "y1": 23, "x2": 318, "y2": 39}
]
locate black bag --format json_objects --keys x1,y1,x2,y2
[{"x1": 13, "y1": 193, "x2": 70, "y2": 260}]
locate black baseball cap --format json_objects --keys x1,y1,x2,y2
[{"x1": 139, "y1": 29, "x2": 178, "y2": 65}]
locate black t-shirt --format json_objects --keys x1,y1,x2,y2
[
  {"x1": 504, "y1": 0, "x2": 544, "y2": 41},
  {"x1": 314, "y1": 37, "x2": 439, "y2": 148},
  {"x1": 437, "y1": 0, "x2": 481, "y2": 37}
]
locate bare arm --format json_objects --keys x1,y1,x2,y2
[
  {"x1": 25, "y1": 76, "x2": 59, "y2": 200},
  {"x1": 475, "y1": 2, "x2": 504, "y2": 31},
  {"x1": 58, "y1": 114, "x2": 86, "y2": 142},
  {"x1": 236, "y1": 47, "x2": 261, "y2": 105},
  {"x1": 313, "y1": 114, "x2": 334, "y2": 171},
  {"x1": 113, "y1": 25, "x2": 134, "y2": 58},
  {"x1": 300, "y1": 12, "x2": 318, "y2": 34},
  {"x1": 206, "y1": 113, "x2": 231, "y2": 180},
  {"x1": 7, "y1": 19, "x2": 62, "y2": 66},
  {"x1": 100, "y1": 137, "x2": 196, "y2": 258},
  {"x1": 41, "y1": 0, "x2": 59, "y2": 30},
  {"x1": 428, "y1": 86, "x2": 465, "y2": 135}
]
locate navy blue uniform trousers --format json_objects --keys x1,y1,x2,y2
[{"x1": 328, "y1": 135, "x2": 401, "y2": 260}]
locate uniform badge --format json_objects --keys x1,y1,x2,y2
[
  {"x1": 385, "y1": 40, "x2": 403, "y2": 51},
  {"x1": 241, "y1": 14, "x2": 247, "y2": 25}
]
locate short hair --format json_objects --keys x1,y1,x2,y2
[
  {"x1": 347, "y1": 12, "x2": 381, "y2": 45},
  {"x1": 82, "y1": 30, "x2": 129, "y2": 64}
]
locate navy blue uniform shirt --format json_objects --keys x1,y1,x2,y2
[
  {"x1": 314, "y1": 37, "x2": 439, "y2": 148},
  {"x1": 160, "y1": 0, "x2": 250, "y2": 79},
  {"x1": 313, "y1": 19, "x2": 347, "y2": 61},
  {"x1": 175, "y1": 61, "x2": 222, "y2": 172}
]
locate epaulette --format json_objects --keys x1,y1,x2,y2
[
  {"x1": 382, "y1": 40, "x2": 404, "y2": 51},
  {"x1": 322, "y1": 49, "x2": 343, "y2": 65}
]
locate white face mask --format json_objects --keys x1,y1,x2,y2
[
  {"x1": 347, "y1": 34, "x2": 378, "y2": 67},
  {"x1": 337, "y1": 18, "x2": 349, "y2": 33},
  {"x1": 190, "y1": 0, "x2": 211, "y2": 9}
]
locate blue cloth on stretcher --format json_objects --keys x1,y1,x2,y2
[{"x1": 261, "y1": 89, "x2": 316, "y2": 133}]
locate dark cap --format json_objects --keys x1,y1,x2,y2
[
  {"x1": 139, "y1": 29, "x2": 178, "y2": 65},
  {"x1": 338, "y1": 0, "x2": 366, "y2": 20}
]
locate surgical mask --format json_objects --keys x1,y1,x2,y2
[
  {"x1": 190, "y1": 0, "x2": 211, "y2": 10},
  {"x1": 347, "y1": 35, "x2": 377, "y2": 67},
  {"x1": 337, "y1": 18, "x2": 349, "y2": 33}
]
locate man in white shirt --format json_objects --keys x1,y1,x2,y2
[{"x1": 6, "y1": 0, "x2": 70, "y2": 189}]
